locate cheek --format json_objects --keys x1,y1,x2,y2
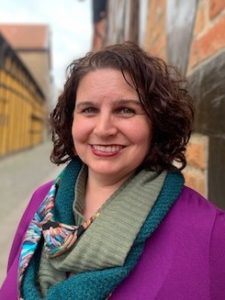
[
  {"x1": 72, "y1": 117, "x2": 92, "y2": 143},
  {"x1": 72, "y1": 118, "x2": 81, "y2": 143},
  {"x1": 125, "y1": 121, "x2": 152, "y2": 146}
]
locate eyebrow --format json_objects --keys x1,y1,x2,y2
[
  {"x1": 75, "y1": 99, "x2": 142, "y2": 109},
  {"x1": 114, "y1": 99, "x2": 141, "y2": 106},
  {"x1": 75, "y1": 101, "x2": 95, "y2": 109}
]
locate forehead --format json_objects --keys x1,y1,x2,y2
[
  {"x1": 76, "y1": 68, "x2": 137, "y2": 99},
  {"x1": 79, "y1": 67, "x2": 134, "y2": 85}
]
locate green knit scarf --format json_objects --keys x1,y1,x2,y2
[{"x1": 22, "y1": 159, "x2": 184, "y2": 300}]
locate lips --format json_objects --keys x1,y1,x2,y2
[{"x1": 90, "y1": 144, "x2": 125, "y2": 156}]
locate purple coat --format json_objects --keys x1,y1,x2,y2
[{"x1": 1, "y1": 183, "x2": 225, "y2": 299}]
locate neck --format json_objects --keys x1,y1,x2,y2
[{"x1": 83, "y1": 170, "x2": 133, "y2": 219}]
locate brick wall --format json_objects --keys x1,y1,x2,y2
[
  {"x1": 104, "y1": 0, "x2": 225, "y2": 207},
  {"x1": 187, "y1": 0, "x2": 225, "y2": 207},
  {"x1": 189, "y1": 0, "x2": 225, "y2": 71},
  {"x1": 143, "y1": 0, "x2": 209, "y2": 197},
  {"x1": 142, "y1": 0, "x2": 225, "y2": 207},
  {"x1": 183, "y1": 134, "x2": 208, "y2": 197},
  {"x1": 144, "y1": 0, "x2": 167, "y2": 60}
]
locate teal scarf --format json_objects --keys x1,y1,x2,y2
[{"x1": 22, "y1": 159, "x2": 184, "y2": 300}]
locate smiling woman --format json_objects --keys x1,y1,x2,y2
[
  {"x1": 73, "y1": 69, "x2": 151, "y2": 189},
  {"x1": 1, "y1": 42, "x2": 225, "y2": 300},
  {"x1": 72, "y1": 68, "x2": 152, "y2": 217}
]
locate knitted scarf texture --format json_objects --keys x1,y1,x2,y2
[{"x1": 21, "y1": 159, "x2": 184, "y2": 300}]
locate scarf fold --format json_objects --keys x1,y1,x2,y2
[
  {"x1": 20, "y1": 159, "x2": 184, "y2": 300},
  {"x1": 41, "y1": 216, "x2": 96, "y2": 258}
]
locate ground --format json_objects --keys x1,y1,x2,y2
[{"x1": 0, "y1": 141, "x2": 64, "y2": 285}]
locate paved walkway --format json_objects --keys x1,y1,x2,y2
[{"x1": 0, "y1": 141, "x2": 64, "y2": 285}]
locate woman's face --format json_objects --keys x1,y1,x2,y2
[{"x1": 72, "y1": 68, "x2": 152, "y2": 182}]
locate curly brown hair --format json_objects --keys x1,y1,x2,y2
[{"x1": 50, "y1": 42, "x2": 194, "y2": 172}]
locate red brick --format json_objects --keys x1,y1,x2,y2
[
  {"x1": 194, "y1": 1, "x2": 207, "y2": 37},
  {"x1": 183, "y1": 168, "x2": 207, "y2": 197},
  {"x1": 189, "y1": 14, "x2": 225, "y2": 68},
  {"x1": 150, "y1": 35, "x2": 167, "y2": 59},
  {"x1": 209, "y1": 0, "x2": 225, "y2": 19},
  {"x1": 186, "y1": 140, "x2": 207, "y2": 170},
  {"x1": 144, "y1": 0, "x2": 167, "y2": 59}
]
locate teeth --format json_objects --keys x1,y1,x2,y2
[{"x1": 92, "y1": 145, "x2": 123, "y2": 153}]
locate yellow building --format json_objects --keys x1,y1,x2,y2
[
  {"x1": 0, "y1": 24, "x2": 52, "y2": 104},
  {"x1": 0, "y1": 32, "x2": 46, "y2": 156}
]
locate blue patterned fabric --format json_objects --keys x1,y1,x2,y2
[
  {"x1": 18, "y1": 183, "x2": 57, "y2": 287},
  {"x1": 18, "y1": 159, "x2": 82, "y2": 297}
]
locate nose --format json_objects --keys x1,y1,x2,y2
[{"x1": 93, "y1": 113, "x2": 118, "y2": 137}]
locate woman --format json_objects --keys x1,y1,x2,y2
[{"x1": 1, "y1": 42, "x2": 225, "y2": 299}]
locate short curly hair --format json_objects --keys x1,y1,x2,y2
[{"x1": 50, "y1": 42, "x2": 194, "y2": 172}]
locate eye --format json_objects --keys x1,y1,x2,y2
[
  {"x1": 116, "y1": 107, "x2": 136, "y2": 117},
  {"x1": 80, "y1": 107, "x2": 98, "y2": 115}
]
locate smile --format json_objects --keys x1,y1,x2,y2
[{"x1": 90, "y1": 144, "x2": 125, "y2": 156}]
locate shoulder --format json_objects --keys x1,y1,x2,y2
[
  {"x1": 30, "y1": 181, "x2": 53, "y2": 203},
  {"x1": 177, "y1": 185, "x2": 224, "y2": 217},
  {"x1": 32, "y1": 181, "x2": 54, "y2": 198},
  {"x1": 163, "y1": 185, "x2": 225, "y2": 239},
  {"x1": 12, "y1": 180, "x2": 53, "y2": 237},
  {"x1": 179, "y1": 187, "x2": 225, "y2": 296},
  {"x1": 170, "y1": 186, "x2": 225, "y2": 250},
  {"x1": 18, "y1": 181, "x2": 53, "y2": 225},
  {"x1": 20, "y1": 181, "x2": 54, "y2": 227}
]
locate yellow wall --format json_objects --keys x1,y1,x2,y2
[{"x1": 0, "y1": 56, "x2": 46, "y2": 156}]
